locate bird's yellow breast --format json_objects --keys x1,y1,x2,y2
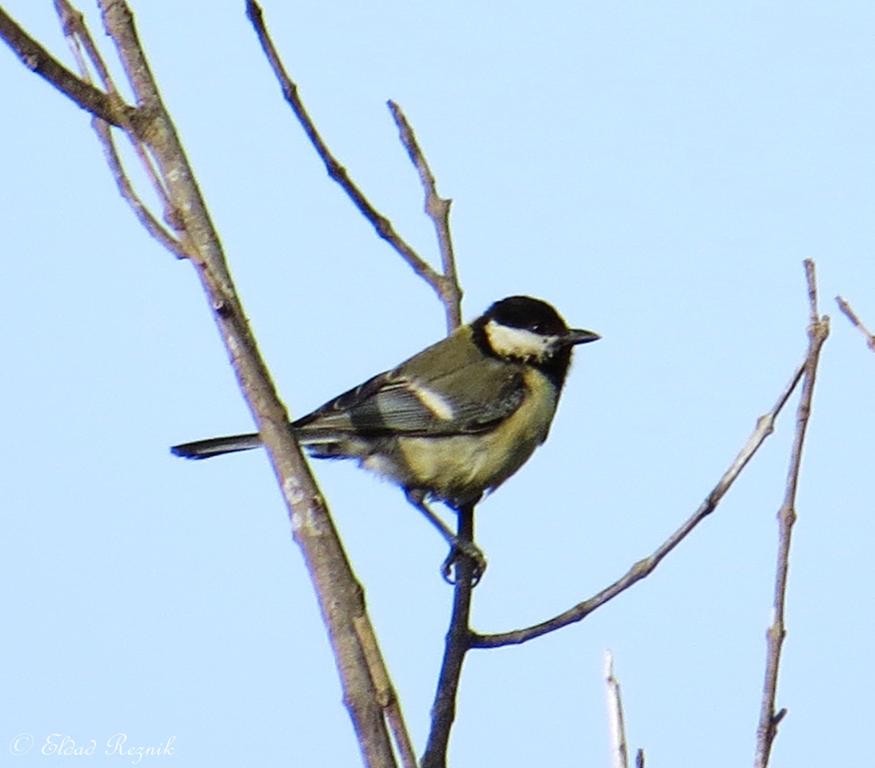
[{"x1": 396, "y1": 367, "x2": 558, "y2": 505}]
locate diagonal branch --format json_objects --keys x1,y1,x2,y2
[
  {"x1": 97, "y1": 2, "x2": 398, "y2": 764},
  {"x1": 471, "y1": 358, "x2": 807, "y2": 648},
  {"x1": 0, "y1": 6, "x2": 125, "y2": 126},
  {"x1": 5, "y1": 3, "x2": 402, "y2": 765},
  {"x1": 245, "y1": 0, "x2": 461, "y2": 331},
  {"x1": 246, "y1": 8, "x2": 467, "y2": 762},
  {"x1": 753, "y1": 259, "x2": 829, "y2": 767},
  {"x1": 94, "y1": 116, "x2": 191, "y2": 260},
  {"x1": 353, "y1": 613, "x2": 417, "y2": 768},
  {"x1": 835, "y1": 296, "x2": 875, "y2": 353}
]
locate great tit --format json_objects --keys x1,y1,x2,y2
[{"x1": 171, "y1": 295, "x2": 599, "y2": 576}]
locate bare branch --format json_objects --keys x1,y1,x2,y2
[
  {"x1": 471, "y1": 359, "x2": 806, "y2": 648},
  {"x1": 421, "y1": 503, "x2": 476, "y2": 768},
  {"x1": 0, "y1": 6, "x2": 125, "y2": 126},
  {"x1": 753, "y1": 259, "x2": 829, "y2": 768},
  {"x1": 238, "y1": 34, "x2": 468, "y2": 755},
  {"x1": 55, "y1": 0, "x2": 111, "y2": 89},
  {"x1": 605, "y1": 651, "x2": 630, "y2": 768},
  {"x1": 94, "y1": 118, "x2": 191, "y2": 259},
  {"x1": 99, "y1": 2, "x2": 398, "y2": 762},
  {"x1": 246, "y1": 3, "x2": 464, "y2": 757},
  {"x1": 245, "y1": 1, "x2": 458, "y2": 325},
  {"x1": 353, "y1": 614, "x2": 417, "y2": 768},
  {"x1": 836, "y1": 295, "x2": 875, "y2": 353},
  {"x1": 246, "y1": 9, "x2": 456, "y2": 752},
  {"x1": 5, "y1": 3, "x2": 403, "y2": 764},
  {"x1": 55, "y1": 0, "x2": 174, "y2": 212},
  {"x1": 387, "y1": 100, "x2": 462, "y2": 331},
  {"x1": 53, "y1": 0, "x2": 187, "y2": 259}
]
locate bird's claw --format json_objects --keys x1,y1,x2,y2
[{"x1": 441, "y1": 539, "x2": 487, "y2": 586}]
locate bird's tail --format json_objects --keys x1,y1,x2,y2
[
  {"x1": 171, "y1": 432, "x2": 263, "y2": 460},
  {"x1": 170, "y1": 429, "x2": 348, "y2": 460}
]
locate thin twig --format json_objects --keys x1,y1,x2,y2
[
  {"x1": 605, "y1": 651, "x2": 630, "y2": 768},
  {"x1": 67, "y1": 5, "x2": 179, "y2": 228},
  {"x1": 0, "y1": 6, "x2": 123, "y2": 125},
  {"x1": 53, "y1": 0, "x2": 188, "y2": 260},
  {"x1": 836, "y1": 296, "x2": 875, "y2": 353},
  {"x1": 94, "y1": 118, "x2": 192, "y2": 259},
  {"x1": 421, "y1": 503, "x2": 476, "y2": 768},
  {"x1": 387, "y1": 100, "x2": 462, "y2": 331},
  {"x1": 245, "y1": 1, "x2": 451, "y2": 307},
  {"x1": 55, "y1": 0, "x2": 110, "y2": 87},
  {"x1": 753, "y1": 260, "x2": 829, "y2": 768},
  {"x1": 471, "y1": 359, "x2": 806, "y2": 648},
  {"x1": 353, "y1": 614, "x2": 418, "y2": 768}
]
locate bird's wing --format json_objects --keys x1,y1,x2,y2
[{"x1": 293, "y1": 359, "x2": 526, "y2": 437}]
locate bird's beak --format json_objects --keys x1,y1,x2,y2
[{"x1": 565, "y1": 328, "x2": 601, "y2": 345}]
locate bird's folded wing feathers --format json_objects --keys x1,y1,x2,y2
[{"x1": 293, "y1": 359, "x2": 526, "y2": 437}]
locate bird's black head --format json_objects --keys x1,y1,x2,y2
[{"x1": 472, "y1": 296, "x2": 600, "y2": 388}]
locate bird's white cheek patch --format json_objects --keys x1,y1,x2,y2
[
  {"x1": 485, "y1": 320, "x2": 557, "y2": 360},
  {"x1": 409, "y1": 381, "x2": 455, "y2": 421}
]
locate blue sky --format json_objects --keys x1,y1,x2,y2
[{"x1": 2, "y1": 2, "x2": 874, "y2": 766}]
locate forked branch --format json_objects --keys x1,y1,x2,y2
[
  {"x1": 0, "y1": 6, "x2": 122, "y2": 125},
  {"x1": 471, "y1": 357, "x2": 806, "y2": 648},
  {"x1": 753, "y1": 260, "x2": 829, "y2": 768},
  {"x1": 245, "y1": 0, "x2": 462, "y2": 332},
  {"x1": 53, "y1": 0, "x2": 189, "y2": 260},
  {"x1": 0, "y1": 4, "x2": 401, "y2": 766}
]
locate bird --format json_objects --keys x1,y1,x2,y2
[{"x1": 171, "y1": 295, "x2": 600, "y2": 580}]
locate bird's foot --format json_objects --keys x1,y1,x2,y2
[{"x1": 441, "y1": 538, "x2": 487, "y2": 586}]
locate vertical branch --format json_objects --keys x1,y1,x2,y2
[
  {"x1": 421, "y1": 503, "x2": 476, "y2": 768},
  {"x1": 753, "y1": 259, "x2": 829, "y2": 768},
  {"x1": 605, "y1": 651, "x2": 630, "y2": 768},
  {"x1": 387, "y1": 100, "x2": 462, "y2": 332}
]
